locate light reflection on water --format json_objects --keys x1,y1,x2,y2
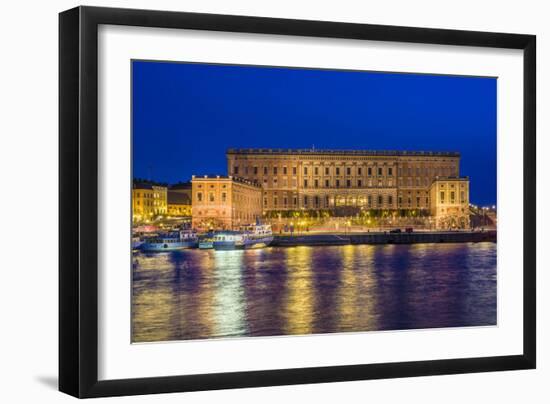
[{"x1": 132, "y1": 243, "x2": 496, "y2": 343}]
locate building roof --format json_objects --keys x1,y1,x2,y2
[
  {"x1": 133, "y1": 182, "x2": 153, "y2": 190},
  {"x1": 433, "y1": 176, "x2": 470, "y2": 182},
  {"x1": 429, "y1": 176, "x2": 469, "y2": 188},
  {"x1": 432, "y1": 176, "x2": 469, "y2": 181},
  {"x1": 169, "y1": 182, "x2": 192, "y2": 190},
  {"x1": 227, "y1": 148, "x2": 460, "y2": 157},
  {"x1": 191, "y1": 175, "x2": 261, "y2": 188},
  {"x1": 133, "y1": 179, "x2": 168, "y2": 189},
  {"x1": 168, "y1": 191, "x2": 191, "y2": 205}
]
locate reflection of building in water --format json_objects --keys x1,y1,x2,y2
[
  {"x1": 338, "y1": 245, "x2": 359, "y2": 329},
  {"x1": 191, "y1": 175, "x2": 262, "y2": 231},
  {"x1": 167, "y1": 182, "x2": 192, "y2": 217},
  {"x1": 429, "y1": 177, "x2": 470, "y2": 229},
  {"x1": 225, "y1": 148, "x2": 471, "y2": 229},
  {"x1": 213, "y1": 251, "x2": 246, "y2": 336},
  {"x1": 132, "y1": 181, "x2": 167, "y2": 222},
  {"x1": 284, "y1": 247, "x2": 314, "y2": 335}
]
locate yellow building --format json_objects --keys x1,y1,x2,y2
[
  {"x1": 429, "y1": 177, "x2": 470, "y2": 229},
  {"x1": 191, "y1": 175, "x2": 262, "y2": 231},
  {"x1": 132, "y1": 181, "x2": 168, "y2": 223},
  {"x1": 167, "y1": 183, "x2": 192, "y2": 217},
  {"x1": 226, "y1": 148, "x2": 461, "y2": 212}
]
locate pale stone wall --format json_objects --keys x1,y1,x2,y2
[
  {"x1": 191, "y1": 176, "x2": 262, "y2": 230},
  {"x1": 429, "y1": 178, "x2": 470, "y2": 229},
  {"x1": 227, "y1": 149, "x2": 460, "y2": 212}
]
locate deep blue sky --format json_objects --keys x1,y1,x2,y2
[{"x1": 132, "y1": 60, "x2": 496, "y2": 205}]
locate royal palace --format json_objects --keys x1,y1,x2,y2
[{"x1": 226, "y1": 148, "x2": 470, "y2": 229}]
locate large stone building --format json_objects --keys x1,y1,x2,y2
[
  {"x1": 191, "y1": 175, "x2": 262, "y2": 230},
  {"x1": 226, "y1": 148, "x2": 470, "y2": 228},
  {"x1": 132, "y1": 181, "x2": 168, "y2": 222}
]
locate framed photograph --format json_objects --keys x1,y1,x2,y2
[{"x1": 59, "y1": 6, "x2": 536, "y2": 398}]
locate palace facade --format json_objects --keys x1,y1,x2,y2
[
  {"x1": 225, "y1": 148, "x2": 470, "y2": 229},
  {"x1": 191, "y1": 175, "x2": 262, "y2": 230}
]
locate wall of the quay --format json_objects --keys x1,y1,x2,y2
[{"x1": 271, "y1": 231, "x2": 497, "y2": 247}]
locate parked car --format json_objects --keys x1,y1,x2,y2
[
  {"x1": 405, "y1": 227, "x2": 414, "y2": 233},
  {"x1": 389, "y1": 228, "x2": 402, "y2": 234}
]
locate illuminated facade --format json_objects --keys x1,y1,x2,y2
[
  {"x1": 226, "y1": 148, "x2": 470, "y2": 229},
  {"x1": 132, "y1": 181, "x2": 168, "y2": 222},
  {"x1": 191, "y1": 175, "x2": 262, "y2": 230},
  {"x1": 429, "y1": 177, "x2": 470, "y2": 229}
]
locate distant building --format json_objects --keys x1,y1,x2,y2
[
  {"x1": 168, "y1": 182, "x2": 192, "y2": 217},
  {"x1": 191, "y1": 175, "x2": 262, "y2": 230},
  {"x1": 225, "y1": 148, "x2": 471, "y2": 229},
  {"x1": 132, "y1": 181, "x2": 167, "y2": 222},
  {"x1": 429, "y1": 177, "x2": 470, "y2": 229}
]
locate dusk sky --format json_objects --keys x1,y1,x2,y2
[{"x1": 132, "y1": 60, "x2": 497, "y2": 205}]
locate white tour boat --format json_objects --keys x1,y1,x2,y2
[
  {"x1": 140, "y1": 229, "x2": 198, "y2": 252},
  {"x1": 212, "y1": 224, "x2": 273, "y2": 251}
]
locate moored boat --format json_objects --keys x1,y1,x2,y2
[
  {"x1": 198, "y1": 233, "x2": 214, "y2": 249},
  {"x1": 140, "y1": 229, "x2": 198, "y2": 252},
  {"x1": 132, "y1": 236, "x2": 144, "y2": 250},
  {"x1": 212, "y1": 231, "x2": 246, "y2": 250},
  {"x1": 212, "y1": 224, "x2": 273, "y2": 251}
]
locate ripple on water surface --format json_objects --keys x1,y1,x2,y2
[{"x1": 131, "y1": 243, "x2": 497, "y2": 343}]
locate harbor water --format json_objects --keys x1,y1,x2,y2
[{"x1": 132, "y1": 242, "x2": 496, "y2": 343}]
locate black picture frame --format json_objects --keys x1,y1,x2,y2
[{"x1": 59, "y1": 5, "x2": 536, "y2": 398}]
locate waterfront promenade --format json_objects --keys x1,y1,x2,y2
[{"x1": 271, "y1": 230, "x2": 496, "y2": 247}]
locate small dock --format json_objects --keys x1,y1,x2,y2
[{"x1": 271, "y1": 230, "x2": 496, "y2": 247}]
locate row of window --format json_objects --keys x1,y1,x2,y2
[
  {"x1": 439, "y1": 191, "x2": 467, "y2": 204},
  {"x1": 134, "y1": 192, "x2": 163, "y2": 199},
  {"x1": 256, "y1": 177, "x2": 453, "y2": 189},
  {"x1": 135, "y1": 200, "x2": 165, "y2": 206},
  {"x1": 196, "y1": 191, "x2": 228, "y2": 203},
  {"x1": 133, "y1": 207, "x2": 166, "y2": 214},
  {"x1": 194, "y1": 210, "x2": 257, "y2": 221},
  {"x1": 196, "y1": 192, "x2": 261, "y2": 205},
  {"x1": 263, "y1": 195, "x2": 432, "y2": 208},
  {"x1": 234, "y1": 165, "x2": 395, "y2": 177},
  {"x1": 233, "y1": 165, "x2": 457, "y2": 177},
  {"x1": 195, "y1": 184, "x2": 227, "y2": 189},
  {"x1": 303, "y1": 178, "x2": 396, "y2": 188},
  {"x1": 195, "y1": 190, "x2": 464, "y2": 207}
]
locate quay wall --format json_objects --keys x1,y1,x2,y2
[{"x1": 271, "y1": 231, "x2": 496, "y2": 247}]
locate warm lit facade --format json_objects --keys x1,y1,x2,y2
[
  {"x1": 429, "y1": 177, "x2": 470, "y2": 229},
  {"x1": 132, "y1": 181, "x2": 168, "y2": 222},
  {"x1": 191, "y1": 175, "x2": 262, "y2": 230},
  {"x1": 226, "y1": 148, "x2": 464, "y2": 212},
  {"x1": 167, "y1": 182, "x2": 192, "y2": 217}
]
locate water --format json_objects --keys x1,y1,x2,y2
[{"x1": 132, "y1": 243, "x2": 496, "y2": 343}]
